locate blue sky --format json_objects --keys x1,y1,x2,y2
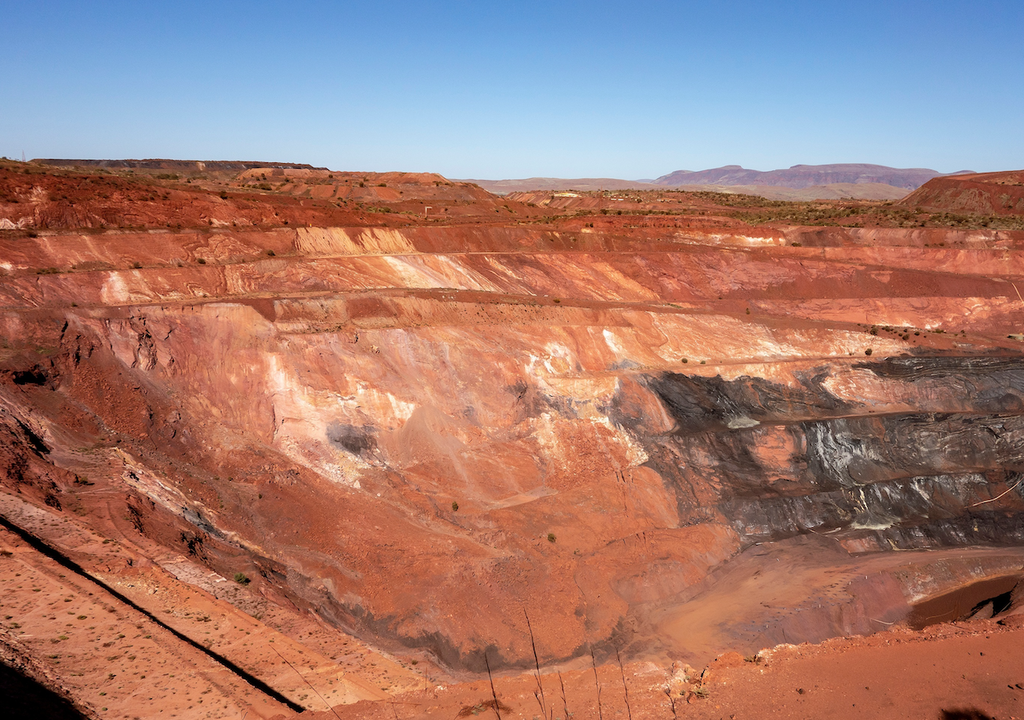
[{"x1": 2, "y1": 1, "x2": 1022, "y2": 178}]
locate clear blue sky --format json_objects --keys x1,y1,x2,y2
[{"x1": 2, "y1": 1, "x2": 1022, "y2": 178}]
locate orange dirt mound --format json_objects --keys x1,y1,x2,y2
[{"x1": 901, "y1": 170, "x2": 1024, "y2": 216}]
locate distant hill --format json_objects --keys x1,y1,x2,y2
[
  {"x1": 654, "y1": 164, "x2": 954, "y2": 190},
  {"x1": 899, "y1": 170, "x2": 1024, "y2": 215}
]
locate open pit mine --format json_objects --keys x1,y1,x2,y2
[{"x1": 2, "y1": 160, "x2": 1024, "y2": 720}]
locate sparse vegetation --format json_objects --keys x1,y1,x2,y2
[{"x1": 233, "y1": 572, "x2": 250, "y2": 585}]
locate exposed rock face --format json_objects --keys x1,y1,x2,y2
[
  {"x1": 2, "y1": 164, "x2": 1024, "y2": 683},
  {"x1": 643, "y1": 363, "x2": 1024, "y2": 544}
]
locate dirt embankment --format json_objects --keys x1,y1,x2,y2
[{"x1": 901, "y1": 170, "x2": 1024, "y2": 216}]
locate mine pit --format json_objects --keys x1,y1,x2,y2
[{"x1": 2, "y1": 160, "x2": 1024, "y2": 719}]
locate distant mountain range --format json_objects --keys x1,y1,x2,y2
[
  {"x1": 651, "y1": 164, "x2": 966, "y2": 190},
  {"x1": 467, "y1": 164, "x2": 974, "y2": 200}
]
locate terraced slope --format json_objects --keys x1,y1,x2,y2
[{"x1": 2, "y1": 161, "x2": 1024, "y2": 718}]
